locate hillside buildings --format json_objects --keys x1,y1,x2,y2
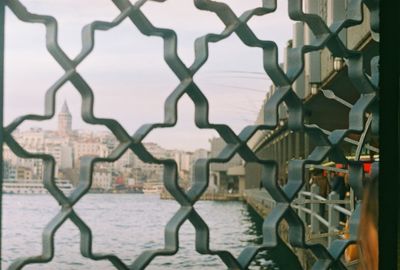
[{"x1": 3, "y1": 103, "x2": 212, "y2": 191}]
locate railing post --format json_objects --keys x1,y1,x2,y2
[
  {"x1": 310, "y1": 184, "x2": 320, "y2": 234},
  {"x1": 298, "y1": 191, "x2": 306, "y2": 224},
  {"x1": 328, "y1": 191, "x2": 340, "y2": 246}
]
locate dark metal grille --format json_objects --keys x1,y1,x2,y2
[{"x1": 0, "y1": 0, "x2": 379, "y2": 269}]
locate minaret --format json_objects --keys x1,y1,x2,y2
[{"x1": 58, "y1": 101, "x2": 72, "y2": 135}]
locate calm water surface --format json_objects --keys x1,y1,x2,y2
[{"x1": 2, "y1": 194, "x2": 278, "y2": 269}]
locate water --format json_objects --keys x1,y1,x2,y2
[{"x1": 1, "y1": 194, "x2": 278, "y2": 269}]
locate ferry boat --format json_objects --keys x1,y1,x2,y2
[
  {"x1": 142, "y1": 183, "x2": 164, "y2": 194},
  {"x1": 2, "y1": 179, "x2": 74, "y2": 195}
]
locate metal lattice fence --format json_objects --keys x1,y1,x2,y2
[{"x1": 0, "y1": 0, "x2": 379, "y2": 269}]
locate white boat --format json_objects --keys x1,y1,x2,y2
[
  {"x1": 2, "y1": 179, "x2": 74, "y2": 195},
  {"x1": 142, "y1": 183, "x2": 164, "y2": 194}
]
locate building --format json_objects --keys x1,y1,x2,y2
[
  {"x1": 73, "y1": 140, "x2": 109, "y2": 167},
  {"x1": 130, "y1": 143, "x2": 168, "y2": 183},
  {"x1": 172, "y1": 150, "x2": 192, "y2": 182},
  {"x1": 92, "y1": 169, "x2": 112, "y2": 191},
  {"x1": 190, "y1": 148, "x2": 208, "y2": 183},
  {"x1": 4, "y1": 103, "x2": 220, "y2": 191},
  {"x1": 58, "y1": 101, "x2": 72, "y2": 136},
  {"x1": 209, "y1": 137, "x2": 243, "y2": 193}
]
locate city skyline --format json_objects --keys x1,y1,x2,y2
[
  {"x1": 12, "y1": 100, "x2": 217, "y2": 152},
  {"x1": 4, "y1": 0, "x2": 292, "y2": 151},
  {"x1": 4, "y1": 104, "x2": 243, "y2": 194}
]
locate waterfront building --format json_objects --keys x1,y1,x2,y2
[
  {"x1": 2, "y1": 104, "x2": 221, "y2": 193},
  {"x1": 6, "y1": 166, "x2": 33, "y2": 181},
  {"x1": 113, "y1": 151, "x2": 135, "y2": 172},
  {"x1": 190, "y1": 148, "x2": 208, "y2": 183},
  {"x1": 130, "y1": 143, "x2": 169, "y2": 183},
  {"x1": 92, "y1": 169, "x2": 112, "y2": 191},
  {"x1": 60, "y1": 144, "x2": 73, "y2": 169},
  {"x1": 209, "y1": 137, "x2": 243, "y2": 193},
  {"x1": 13, "y1": 127, "x2": 46, "y2": 150},
  {"x1": 73, "y1": 140, "x2": 109, "y2": 167},
  {"x1": 172, "y1": 150, "x2": 192, "y2": 182}
]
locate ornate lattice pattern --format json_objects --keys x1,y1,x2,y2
[{"x1": 2, "y1": 0, "x2": 379, "y2": 269}]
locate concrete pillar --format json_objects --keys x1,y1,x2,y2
[
  {"x1": 239, "y1": 176, "x2": 245, "y2": 195},
  {"x1": 278, "y1": 139, "x2": 283, "y2": 177},
  {"x1": 295, "y1": 132, "x2": 301, "y2": 158},
  {"x1": 310, "y1": 184, "x2": 320, "y2": 234},
  {"x1": 288, "y1": 133, "x2": 293, "y2": 160},
  {"x1": 304, "y1": 0, "x2": 321, "y2": 97},
  {"x1": 327, "y1": 0, "x2": 347, "y2": 45},
  {"x1": 304, "y1": 133, "x2": 310, "y2": 158},
  {"x1": 328, "y1": 191, "x2": 340, "y2": 246},
  {"x1": 283, "y1": 136, "x2": 288, "y2": 181},
  {"x1": 293, "y1": 22, "x2": 305, "y2": 99}
]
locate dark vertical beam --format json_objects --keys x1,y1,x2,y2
[
  {"x1": 380, "y1": 0, "x2": 399, "y2": 268},
  {"x1": 278, "y1": 138, "x2": 282, "y2": 179},
  {"x1": 291, "y1": 133, "x2": 296, "y2": 159},
  {"x1": 299, "y1": 132, "x2": 305, "y2": 159},
  {"x1": 289, "y1": 133, "x2": 292, "y2": 159},
  {"x1": 295, "y1": 132, "x2": 300, "y2": 158},
  {"x1": 0, "y1": 0, "x2": 5, "y2": 263},
  {"x1": 304, "y1": 132, "x2": 309, "y2": 158}
]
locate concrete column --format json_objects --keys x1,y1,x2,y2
[
  {"x1": 288, "y1": 133, "x2": 293, "y2": 160},
  {"x1": 328, "y1": 191, "x2": 340, "y2": 246},
  {"x1": 291, "y1": 133, "x2": 296, "y2": 159},
  {"x1": 295, "y1": 132, "x2": 301, "y2": 158},
  {"x1": 278, "y1": 139, "x2": 283, "y2": 177},
  {"x1": 293, "y1": 22, "x2": 305, "y2": 99},
  {"x1": 310, "y1": 184, "x2": 320, "y2": 234},
  {"x1": 283, "y1": 136, "x2": 288, "y2": 180},
  {"x1": 304, "y1": 0, "x2": 321, "y2": 97},
  {"x1": 327, "y1": 0, "x2": 347, "y2": 45},
  {"x1": 304, "y1": 133, "x2": 310, "y2": 158}
]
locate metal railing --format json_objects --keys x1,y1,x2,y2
[
  {"x1": 292, "y1": 185, "x2": 352, "y2": 246},
  {"x1": 245, "y1": 186, "x2": 353, "y2": 247},
  {"x1": 0, "y1": 0, "x2": 379, "y2": 269}
]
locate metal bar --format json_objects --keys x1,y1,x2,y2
[
  {"x1": 333, "y1": 205, "x2": 352, "y2": 216},
  {"x1": 293, "y1": 199, "x2": 351, "y2": 205},
  {"x1": 328, "y1": 192, "x2": 340, "y2": 246},
  {"x1": 310, "y1": 185, "x2": 320, "y2": 233},
  {"x1": 309, "y1": 231, "x2": 343, "y2": 240},
  {"x1": 294, "y1": 204, "x2": 330, "y2": 228},
  {"x1": 321, "y1": 89, "x2": 353, "y2": 108},
  {"x1": 305, "y1": 164, "x2": 348, "y2": 173},
  {"x1": 316, "y1": 126, "x2": 379, "y2": 153},
  {"x1": 1, "y1": 0, "x2": 379, "y2": 268},
  {"x1": 355, "y1": 114, "x2": 373, "y2": 159}
]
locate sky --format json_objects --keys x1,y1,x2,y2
[{"x1": 4, "y1": 0, "x2": 293, "y2": 151}]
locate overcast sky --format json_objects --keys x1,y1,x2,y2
[{"x1": 4, "y1": 0, "x2": 293, "y2": 151}]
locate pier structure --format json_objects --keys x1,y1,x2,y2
[{"x1": 243, "y1": 187, "x2": 358, "y2": 269}]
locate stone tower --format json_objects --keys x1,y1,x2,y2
[{"x1": 58, "y1": 101, "x2": 72, "y2": 135}]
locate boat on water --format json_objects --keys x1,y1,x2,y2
[
  {"x1": 2, "y1": 179, "x2": 74, "y2": 195},
  {"x1": 142, "y1": 184, "x2": 164, "y2": 194},
  {"x1": 89, "y1": 187, "x2": 144, "y2": 194}
]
